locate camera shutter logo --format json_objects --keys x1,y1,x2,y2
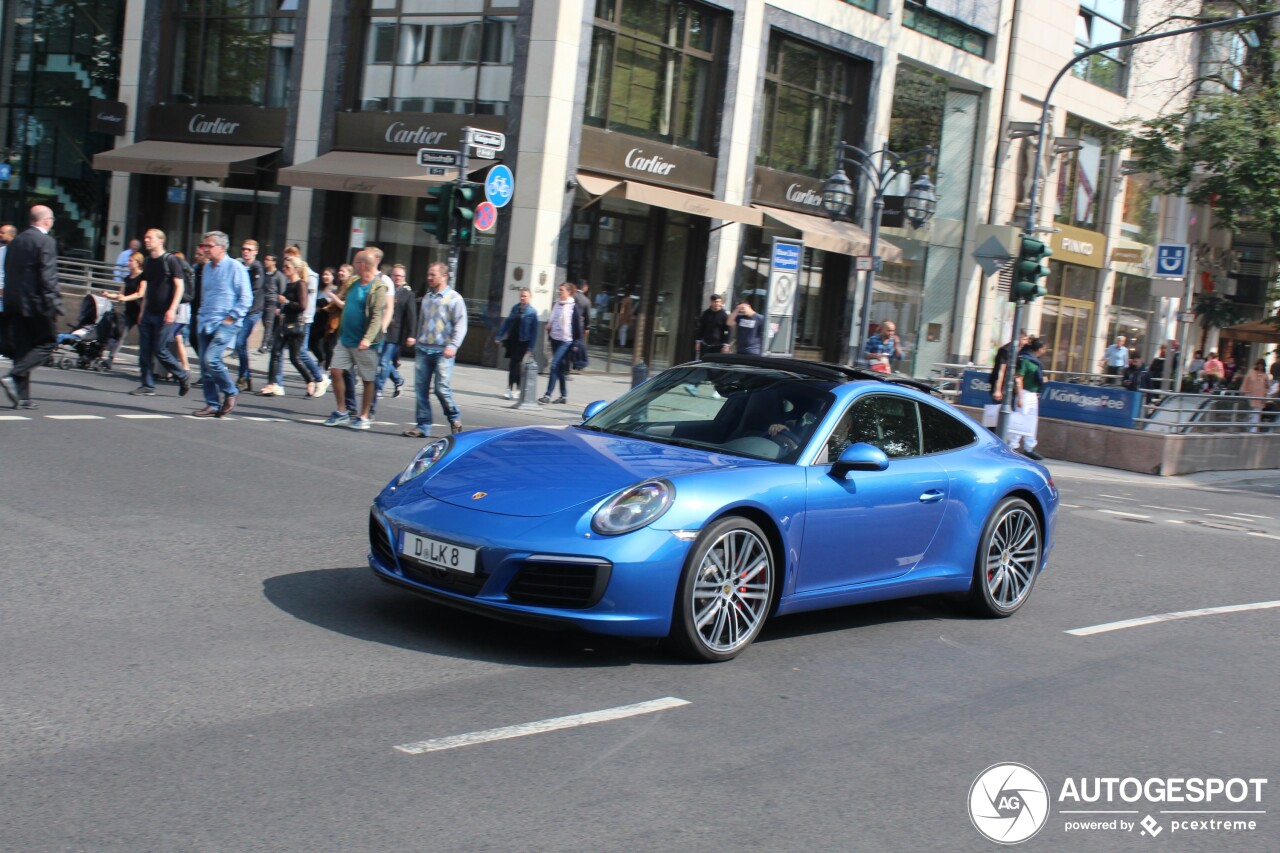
[{"x1": 969, "y1": 763, "x2": 1050, "y2": 844}]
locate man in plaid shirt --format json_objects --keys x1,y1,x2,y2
[{"x1": 863, "y1": 320, "x2": 902, "y2": 372}]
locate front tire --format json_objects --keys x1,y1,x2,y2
[
  {"x1": 969, "y1": 497, "x2": 1041, "y2": 617},
  {"x1": 669, "y1": 516, "x2": 774, "y2": 662}
]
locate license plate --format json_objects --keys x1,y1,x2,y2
[{"x1": 401, "y1": 531, "x2": 477, "y2": 575}]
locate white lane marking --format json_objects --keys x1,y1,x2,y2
[
  {"x1": 45, "y1": 415, "x2": 104, "y2": 420},
  {"x1": 239, "y1": 416, "x2": 286, "y2": 422},
  {"x1": 1142, "y1": 505, "x2": 1189, "y2": 512},
  {"x1": 0, "y1": 415, "x2": 31, "y2": 421},
  {"x1": 1067, "y1": 600, "x2": 1280, "y2": 636},
  {"x1": 1167, "y1": 519, "x2": 1184, "y2": 524},
  {"x1": 118, "y1": 414, "x2": 173, "y2": 419},
  {"x1": 1098, "y1": 509, "x2": 1151, "y2": 519},
  {"x1": 1172, "y1": 506, "x2": 1210, "y2": 512},
  {"x1": 394, "y1": 697, "x2": 691, "y2": 755},
  {"x1": 1059, "y1": 502, "x2": 1082, "y2": 508},
  {"x1": 1097, "y1": 493, "x2": 1134, "y2": 501},
  {"x1": 1231, "y1": 512, "x2": 1272, "y2": 520},
  {"x1": 1247, "y1": 531, "x2": 1280, "y2": 541},
  {"x1": 1207, "y1": 513, "x2": 1251, "y2": 522}
]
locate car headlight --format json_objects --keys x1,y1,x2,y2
[
  {"x1": 397, "y1": 438, "x2": 451, "y2": 485},
  {"x1": 591, "y1": 480, "x2": 674, "y2": 535}
]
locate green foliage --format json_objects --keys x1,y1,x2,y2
[{"x1": 1122, "y1": 1, "x2": 1280, "y2": 297}]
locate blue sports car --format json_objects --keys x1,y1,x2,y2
[{"x1": 369, "y1": 354, "x2": 1057, "y2": 661}]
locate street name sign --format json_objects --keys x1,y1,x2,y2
[
  {"x1": 418, "y1": 148, "x2": 460, "y2": 168},
  {"x1": 469, "y1": 129, "x2": 506, "y2": 151},
  {"x1": 472, "y1": 146, "x2": 498, "y2": 160}
]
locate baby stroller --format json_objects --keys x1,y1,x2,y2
[{"x1": 52, "y1": 293, "x2": 122, "y2": 372}]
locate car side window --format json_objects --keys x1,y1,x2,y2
[
  {"x1": 827, "y1": 395, "x2": 921, "y2": 460},
  {"x1": 919, "y1": 402, "x2": 977, "y2": 454}
]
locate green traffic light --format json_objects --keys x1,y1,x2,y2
[
  {"x1": 452, "y1": 182, "x2": 480, "y2": 245},
  {"x1": 423, "y1": 183, "x2": 454, "y2": 244},
  {"x1": 1013, "y1": 235, "x2": 1051, "y2": 302}
]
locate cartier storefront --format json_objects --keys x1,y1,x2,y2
[
  {"x1": 569, "y1": 126, "x2": 761, "y2": 372},
  {"x1": 93, "y1": 104, "x2": 285, "y2": 255}
]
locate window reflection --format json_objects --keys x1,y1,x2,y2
[{"x1": 169, "y1": 3, "x2": 296, "y2": 107}]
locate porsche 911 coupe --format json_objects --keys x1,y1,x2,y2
[{"x1": 369, "y1": 354, "x2": 1058, "y2": 661}]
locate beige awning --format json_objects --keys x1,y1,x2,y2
[
  {"x1": 754, "y1": 205, "x2": 903, "y2": 263},
  {"x1": 577, "y1": 172, "x2": 762, "y2": 226},
  {"x1": 92, "y1": 140, "x2": 279, "y2": 178},
  {"x1": 279, "y1": 151, "x2": 470, "y2": 197},
  {"x1": 1220, "y1": 318, "x2": 1280, "y2": 344}
]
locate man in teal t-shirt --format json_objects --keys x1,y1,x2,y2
[{"x1": 324, "y1": 250, "x2": 388, "y2": 430}]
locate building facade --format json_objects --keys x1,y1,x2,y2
[{"x1": 25, "y1": 0, "x2": 1265, "y2": 374}]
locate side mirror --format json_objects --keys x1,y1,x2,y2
[
  {"x1": 831, "y1": 442, "x2": 889, "y2": 478},
  {"x1": 582, "y1": 400, "x2": 608, "y2": 421}
]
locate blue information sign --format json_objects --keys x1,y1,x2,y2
[
  {"x1": 772, "y1": 241, "x2": 801, "y2": 272},
  {"x1": 0, "y1": 164, "x2": 10, "y2": 182},
  {"x1": 957, "y1": 369, "x2": 992, "y2": 407},
  {"x1": 1038, "y1": 381, "x2": 1141, "y2": 428},
  {"x1": 485, "y1": 165, "x2": 514, "y2": 208},
  {"x1": 1155, "y1": 243, "x2": 1189, "y2": 278}
]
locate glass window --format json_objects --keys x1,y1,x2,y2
[
  {"x1": 903, "y1": 2, "x2": 988, "y2": 57},
  {"x1": 167, "y1": 2, "x2": 297, "y2": 107},
  {"x1": 1072, "y1": 1, "x2": 1131, "y2": 94},
  {"x1": 353, "y1": 4, "x2": 516, "y2": 114},
  {"x1": 919, "y1": 403, "x2": 976, "y2": 454},
  {"x1": 755, "y1": 34, "x2": 862, "y2": 178},
  {"x1": 1054, "y1": 118, "x2": 1110, "y2": 230},
  {"x1": 586, "y1": 0, "x2": 726, "y2": 152},
  {"x1": 829, "y1": 395, "x2": 921, "y2": 459}
]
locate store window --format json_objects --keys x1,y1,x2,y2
[
  {"x1": 168, "y1": 1, "x2": 297, "y2": 107},
  {"x1": 585, "y1": 0, "x2": 727, "y2": 153},
  {"x1": 1106, "y1": 273, "x2": 1152, "y2": 355},
  {"x1": 356, "y1": 0, "x2": 518, "y2": 114},
  {"x1": 755, "y1": 34, "x2": 863, "y2": 179},
  {"x1": 1073, "y1": 0, "x2": 1129, "y2": 94},
  {"x1": 1054, "y1": 118, "x2": 1110, "y2": 230}
]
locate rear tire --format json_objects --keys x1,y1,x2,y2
[
  {"x1": 669, "y1": 516, "x2": 774, "y2": 662},
  {"x1": 968, "y1": 497, "x2": 1041, "y2": 617}
]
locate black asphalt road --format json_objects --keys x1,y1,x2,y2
[{"x1": 1, "y1": 367, "x2": 1277, "y2": 853}]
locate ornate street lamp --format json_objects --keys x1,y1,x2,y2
[{"x1": 820, "y1": 142, "x2": 937, "y2": 368}]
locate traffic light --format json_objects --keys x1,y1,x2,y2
[
  {"x1": 423, "y1": 183, "x2": 453, "y2": 244},
  {"x1": 452, "y1": 181, "x2": 481, "y2": 245},
  {"x1": 1013, "y1": 236, "x2": 1051, "y2": 302}
]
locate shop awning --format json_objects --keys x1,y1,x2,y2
[
  {"x1": 754, "y1": 205, "x2": 903, "y2": 263},
  {"x1": 576, "y1": 173, "x2": 763, "y2": 226},
  {"x1": 279, "y1": 151, "x2": 471, "y2": 197},
  {"x1": 1220, "y1": 317, "x2": 1280, "y2": 344},
  {"x1": 92, "y1": 140, "x2": 280, "y2": 178}
]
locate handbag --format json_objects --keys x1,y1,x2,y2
[{"x1": 283, "y1": 319, "x2": 302, "y2": 336}]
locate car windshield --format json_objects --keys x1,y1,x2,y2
[{"x1": 580, "y1": 365, "x2": 837, "y2": 463}]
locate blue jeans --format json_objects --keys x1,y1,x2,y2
[
  {"x1": 414, "y1": 347, "x2": 459, "y2": 431},
  {"x1": 198, "y1": 322, "x2": 240, "y2": 407},
  {"x1": 545, "y1": 339, "x2": 573, "y2": 398},
  {"x1": 376, "y1": 342, "x2": 403, "y2": 392},
  {"x1": 235, "y1": 311, "x2": 262, "y2": 380},
  {"x1": 138, "y1": 313, "x2": 188, "y2": 389}
]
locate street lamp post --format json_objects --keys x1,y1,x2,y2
[{"x1": 820, "y1": 143, "x2": 937, "y2": 368}]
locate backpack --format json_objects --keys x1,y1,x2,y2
[{"x1": 164, "y1": 252, "x2": 195, "y2": 303}]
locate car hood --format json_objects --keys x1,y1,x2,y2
[{"x1": 422, "y1": 426, "x2": 761, "y2": 517}]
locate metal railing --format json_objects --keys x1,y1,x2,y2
[
  {"x1": 57, "y1": 256, "x2": 121, "y2": 296},
  {"x1": 1137, "y1": 390, "x2": 1278, "y2": 435}
]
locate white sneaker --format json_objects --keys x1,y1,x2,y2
[
  {"x1": 503, "y1": 388, "x2": 513, "y2": 400},
  {"x1": 272, "y1": 385, "x2": 285, "y2": 396},
  {"x1": 316, "y1": 376, "x2": 331, "y2": 396}
]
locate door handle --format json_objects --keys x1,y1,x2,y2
[{"x1": 919, "y1": 490, "x2": 944, "y2": 503}]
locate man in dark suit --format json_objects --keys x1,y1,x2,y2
[{"x1": 1, "y1": 205, "x2": 62, "y2": 408}]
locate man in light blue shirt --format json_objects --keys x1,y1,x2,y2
[
  {"x1": 113, "y1": 238, "x2": 140, "y2": 284},
  {"x1": 403, "y1": 261, "x2": 467, "y2": 438},
  {"x1": 192, "y1": 230, "x2": 251, "y2": 417},
  {"x1": 1100, "y1": 334, "x2": 1129, "y2": 381}
]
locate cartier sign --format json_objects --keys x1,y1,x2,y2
[
  {"x1": 149, "y1": 104, "x2": 285, "y2": 146},
  {"x1": 89, "y1": 99, "x2": 127, "y2": 136},
  {"x1": 336, "y1": 112, "x2": 505, "y2": 155},
  {"x1": 752, "y1": 167, "x2": 826, "y2": 214},
  {"x1": 580, "y1": 126, "x2": 715, "y2": 193}
]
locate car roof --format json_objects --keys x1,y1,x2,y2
[{"x1": 695, "y1": 353, "x2": 940, "y2": 397}]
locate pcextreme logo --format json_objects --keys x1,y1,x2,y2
[{"x1": 969, "y1": 763, "x2": 1269, "y2": 845}]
